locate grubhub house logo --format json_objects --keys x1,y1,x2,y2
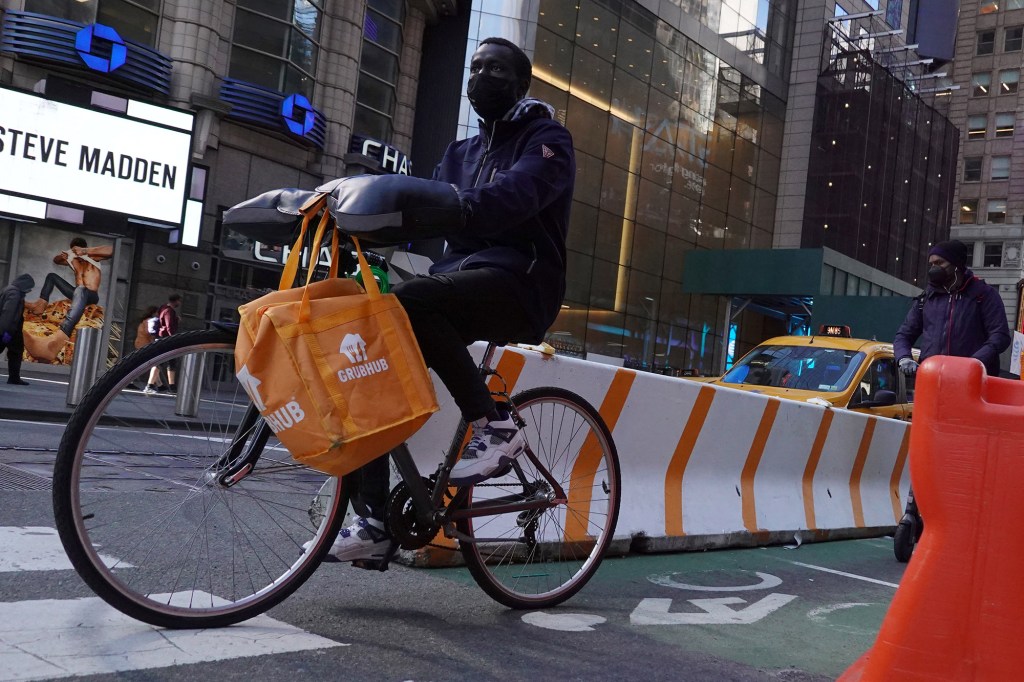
[
  {"x1": 237, "y1": 364, "x2": 305, "y2": 434},
  {"x1": 337, "y1": 333, "x2": 390, "y2": 383}
]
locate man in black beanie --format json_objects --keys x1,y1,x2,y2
[{"x1": 894, "y1": 239, "x2": 1010, "y2": 377}]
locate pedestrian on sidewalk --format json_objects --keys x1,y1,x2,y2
[
  {"x1": 135, "y1": 306, "x2": 160, "y2": 350},
  {"x1": 0, "y1": 273, "x2": 35, "y2": 386},
  {"x1": 145, "y1": 293, "x2": 181, "y2": 395}
]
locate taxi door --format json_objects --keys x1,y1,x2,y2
[{"x1": 850, "y1": 357, "x2": 908, "y2": 420}]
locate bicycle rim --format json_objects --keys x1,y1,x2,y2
[
  {"x1": 52, "y1": 329, "x2": 347, "y2": 628},
  {"x1": 458, "y1": 387, "x2": 620, "y2": 608}
]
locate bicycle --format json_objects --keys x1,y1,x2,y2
[{"x1": 52, "y1": 198, "x2": 621, "y2": 629}]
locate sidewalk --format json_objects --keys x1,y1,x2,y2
[{"x1": 0, "y1": 367, "x2": 77, "y2": 424}]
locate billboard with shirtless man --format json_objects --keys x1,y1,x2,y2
[{"x1": 20, "y1": 232, "x2": 114, "y2": 366}]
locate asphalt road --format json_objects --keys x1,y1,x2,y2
[{"x1": 0, "y1": 417, "x2": 905, "y2": 681}]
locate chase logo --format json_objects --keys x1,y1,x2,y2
[
  {"x1": 75, "y1": 23, "x2": 127, "y2": 73},
  {"x1": 281, "y1": 94, "x2": 316, "y2": 136}
]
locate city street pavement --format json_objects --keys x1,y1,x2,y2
[
  {"x1": 0, "y1": 373, "x2": 909, "y2": 682},
  {"x1": 0, "y1": 367, "x2": 77, "y2": 424}
]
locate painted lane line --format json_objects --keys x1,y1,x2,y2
[
  {"x1": 785, "y1": 560, "x2": 899, "y2": 588},
  {"x1": 0, "y1": 527, "x2": 126, "y2": 573},
  {"x1": 0, "y1": 594, "x2": 347, "y2": 681},
  {"x1": 648, "y1": 570, "x2": 783, "y2": 592},
  {"x1": 807, "y1": 602, "x2": 874, "y2": 622},
  {"x1": 631, "y1": 594, "x2": 798, "y2": 625},
  {"x1": 521, "y1": 612, "x2": 606, "y2": 631}
]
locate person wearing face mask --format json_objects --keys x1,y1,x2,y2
[
  {"x1": 894, "y1": 239, "x2": 1010, "y2": 378},
  {"x1": 323, "y1": 36, "x2": 577, "y2": 563},
  {"x1": 891, "y1": 240, "x2": 1009, "y2": 562}
]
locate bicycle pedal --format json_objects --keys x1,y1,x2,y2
[{"x1": 350, "y1": 558, "x2": 389, "y2": 572}]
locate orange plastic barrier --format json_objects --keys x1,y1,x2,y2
[{"x1": 839, "y1": 356, "x2": 1024, "y2": 681}]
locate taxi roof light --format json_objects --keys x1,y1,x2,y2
[{"x1": 819, "y1": 324, "x2": 852, "y2": 338}]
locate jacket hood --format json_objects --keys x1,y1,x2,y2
[{"x1": 12, "y1": 273, "x2": 34, "y2": 293}]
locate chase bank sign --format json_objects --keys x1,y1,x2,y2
[{"x1": 75, "y1": 23, "x2": 127, "y2": 73}]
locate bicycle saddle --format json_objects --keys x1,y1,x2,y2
[{"x1": 319, "y1": 174, "x2": 465, "y2": 244}]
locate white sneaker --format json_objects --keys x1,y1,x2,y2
[
  {"x1": 143, "y1": 385, "x2": 158, "y2": 395},
  {"x1": 450, "y1": 415, "x2": 527, "y2": 486},
  {"x1": 324, "y1": 517, "x2": 390, "y2": 562}
]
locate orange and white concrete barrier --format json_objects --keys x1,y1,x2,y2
[
  {"x1": 839, "y1": 356, "x2": 1024, "y2": 681},
  {"x1": 405, "y1": 343, "x2": 911, "y2": 563}
]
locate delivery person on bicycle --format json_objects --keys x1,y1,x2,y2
[{"x1": 328, "y1": 37, "x2": 577, "y2": 562}]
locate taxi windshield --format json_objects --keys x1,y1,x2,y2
[{"x1": 721, "y1": 345, "x2": 865, "y2": 392}]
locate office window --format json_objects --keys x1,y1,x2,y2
[
  {"x1": 24, "y1": 0, "x2": 160, "y2": 46},
  {"x1": 988, "y1": 199, "x2": 1007, "y2": 223},
  {"x1": 983, "y1": 242, "x2": 1003, "y2": 267},
  {"x1": 354, "y1": 0, "x2": 405, "y2": 140},
  {"x1": 992, "y1": 155, "x2": 1011, "y2": 180},
  {"x1": 1007, "y1": 27, "x2": 1024, "y2": 51},
  {"x1": 972, "y1": 72, "x2": 992, "y2": 97},
  {"x1": 1011, "y1": 0, "x2": 1024, "y2": 8},
  {"x1": 981, "y1": 1, "x2": 999, "y2": 13},
  {"x1": 964, "y1": 156, "x2": 983, "y2": 182},
  {"x1": 996, "y1": 112, "x2": 1016, "y2": 138},
  {"x1": 978, "y1": 30, "x2": 996, "y2": 55},
  {"x1": 229, "y1": 0, "x2": 323, "y2": 98},
  {"x1": 968, "y1": 114, "x2": 987, "y2": 139},
  {"x1": 1000, "y1": 69, "x2": 1020, "y2": 94},
  {"x1": 960, "y1": 199, "x2": 978, "y2": 224}
]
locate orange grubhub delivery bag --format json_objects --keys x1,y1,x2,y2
[{"x1": 234, "y1": 194, "x2": 438, "y2": 477}]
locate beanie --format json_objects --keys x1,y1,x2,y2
[{"x1": 928, "y1": 240, "x2": 969, "y2": 269}]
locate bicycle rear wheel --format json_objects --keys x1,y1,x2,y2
[
  {"x1": 457, "y1": 386, "x2": 620, "y2": 608},
  {"x1": 52, "y1": 329, "x2": 348, "y2": 628}
]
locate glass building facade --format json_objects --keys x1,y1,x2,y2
[
  {"x1": 802, "y1": 25, "x2": 959, "y2": 286},
  {"x1": 456, "y1": 0, "x2": 795, "y2": 374}
]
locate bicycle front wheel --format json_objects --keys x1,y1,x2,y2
[
  {"x1": 52, "y1": 329, "x2": 348, "y2": 628},
  {"x1": 457, "y1": 386, "x2": 620, "y2": 608}
]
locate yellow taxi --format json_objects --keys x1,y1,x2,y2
[{"x1": 710, "y1": 325, "x2": 916, "y2": 421}]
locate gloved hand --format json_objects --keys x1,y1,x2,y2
[
  {"x1": 898, "y1": 357, "x2": 919, "y2": 375},
  {"x1": 0, "y1": 331, "x2": 11, "y2": 345}
]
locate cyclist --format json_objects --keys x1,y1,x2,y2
[{"x1": 330, "y1": 37, "x2": 576, "y2": 562}]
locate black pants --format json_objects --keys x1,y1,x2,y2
[
  {"x1": 348, "y1": 268, "x2": 535, "y2": 521},
  {"x1": 0, "y1": 328, "x2": 24, "y2": 380},
  {"x1": 40, "y1": 273, "x2": 99, "y2": 336}
]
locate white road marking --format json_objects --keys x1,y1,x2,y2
[
  {"x1": 631, "y1": 594, "x2": 798, "y2": 625},
  {"x1": 786, "y1": 561, "x2": 899, "y2": 588},
  {"x1": 0, "y1": 594, "x2": 347, "y2": 681},
  {"x1": 0, "y1": 527, "x2": 125, "y2": 573},
  {"x1": 649, "y1": 570, "x2": 782, "y2": 592},
  {"x1": 807, "y1": 602, "x2": 874, "y2": 622},
  {"x1": 521, "y1": 612, "x2": 606, "y2": 631}
]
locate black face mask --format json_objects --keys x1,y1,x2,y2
[
  {"x1": 467, "y1": 74, "x2": 519, "y2": 122},
  {"x1": 927, "y1": 265, "x2": 954, "y2": 286}
]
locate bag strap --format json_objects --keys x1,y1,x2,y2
[
  {"x1": 351, "y1": 237, "x2": 380, "y2": 300},
  {"x1": 299, "y1": 208, "x2": 337, "y2": 321},
  {"x1": 279, "y1": 193, "x2": 329, "y2": 290}
]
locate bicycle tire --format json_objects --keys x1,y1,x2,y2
[
  {"x1": 52, "y1": 328, "x2": 349, "y2": 628},
  {"x1": 457, "y1": 386, "x2": 620, "y2": 609}
]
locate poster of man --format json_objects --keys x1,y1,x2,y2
[{"x1": 21, "y1": 235, "x2": 113, "y2": 365}]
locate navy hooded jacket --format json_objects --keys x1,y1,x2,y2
[
  {"x1": 893, "y1": 269, "x2": 1011, "y2": 376},
  {"x1": 0, "y1": 273, "x2": 34, "y2": 337},
  {"x1": 429, "y1": 100, "x2": 575, "y2": 343}
]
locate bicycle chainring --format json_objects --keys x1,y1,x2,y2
[{"x1": 385, "y1": 479, "x2": 441, "y2": 550}]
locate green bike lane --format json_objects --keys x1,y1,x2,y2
[{"x1": 433, "y1": 537, "x2": 904, "y2": 680}]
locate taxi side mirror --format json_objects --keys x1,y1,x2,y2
[{"x1": 854, "y1": 389, "x2": 898, "y2": 409}]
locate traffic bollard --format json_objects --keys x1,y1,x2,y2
[
  {"x1": 175, "y1": 350, "x2": 207, "y2": 417},
  {"x1": 66, "y1": 326, "x2": 102, "y2": 407}
]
